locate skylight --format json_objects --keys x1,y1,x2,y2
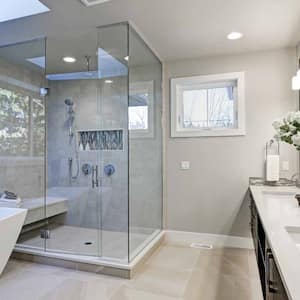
[
  {"x1": 0, "y1": 0, "x2": 50, "y2": 23},
  {"x1": 27, "y1": 56, "x2": 46, "y2": 69}
]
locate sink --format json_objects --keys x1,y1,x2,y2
[{"x1": 285, "y1": 226, "x2": 300, "y2": 249}]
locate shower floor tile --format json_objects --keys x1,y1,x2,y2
[{"x1": 19, "y1": 225, "x2": 153, "y2": 261}]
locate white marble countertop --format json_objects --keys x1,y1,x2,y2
[{"x1": 250, "y1": 185, "x2": 300, "y2": 300}]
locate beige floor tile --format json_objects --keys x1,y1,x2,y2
[
  {"x1": 0, "y1": 245, "x2": 262, "y2": 300},
  {"x1": 194, "y1": 248, "x2": 250, "y2": 279},
  {"x1": 0, "y1": 260, "x2": 124, "y2": 300},
  {"x1": 145, "y1": 245, "x2": 201, "y2": 271},
  {"x1": 184, "y1": 270, "x2": 254, "y2": 300},
  {"x1": 109, "y1": 286, "x2": 183, "y2": 300},
  {"x1": 0, "y1": 271, "x2": 69, "y2": 300},
  {"x1": 41, "y1": 279, "x2": 85, "y2": 300},
  {"x1": 128, "y1": 265, "x2": 192, "y2": 298},
  {"x1": 0, "y1": 259, "x2": 32, "y2": 280},
  {"x1": 41, "y1": 277, "x2": 122, "y2": 300}
]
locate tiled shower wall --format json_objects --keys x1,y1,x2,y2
[{"x1": 47, "y1": 77, "x2": 128, "y2": 232}]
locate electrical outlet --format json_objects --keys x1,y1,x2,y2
[{"x1": 180, "y1": 161, "x2": 190, "y2": 170}]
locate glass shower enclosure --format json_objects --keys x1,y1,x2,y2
[{"x1": 0, "y1": 22, "x2": 162, "y2": 264}]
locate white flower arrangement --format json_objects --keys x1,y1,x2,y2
[{"x1": 273, "y1": 111, "x2": 300, "y2": 150}]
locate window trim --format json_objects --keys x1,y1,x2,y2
[{"x1": 170, "y1": 72, "x2": 246, "y2": 137}]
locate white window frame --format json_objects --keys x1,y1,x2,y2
[
  {"x1": 129, "y1": 80, "x2": 154, "y2": 139},
  {"x1": 170, "y1": 72, "x2": 245, "y2": 137}
]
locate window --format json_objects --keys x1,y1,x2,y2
[
  {"x1": 129, "y1": 81, "x2": 154, "y2": 138},
  {"x1": 0, "y1": 87, "x2": 45, "y2": 156},
  {"x1": 171, "y1": 72, "x2": 245, "y2": 137},
  {"x1": 0, "y1": 0, "x2": 50, "y2": 23},
  {"x1": 128, "y1": 97, "x2": 149, "y2": 130}
]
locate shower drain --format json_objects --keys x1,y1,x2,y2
[{"x1": 84, "y1": 242, "x2": 93, "y2": 245}]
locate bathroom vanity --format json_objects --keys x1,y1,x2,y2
[
  {"x1": 250, "y1": 185, "x2": 300, "y2": 300},
  {"x1": 250, "y1": 195, "x2": 288, "y2": 299}
]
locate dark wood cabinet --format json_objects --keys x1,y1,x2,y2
[
  {"x1": 266, "y1": 243, "x2": 289, "y2": 300},
  {"x1": 250, "y1": 192, "x2": 289, "y2": 300}
]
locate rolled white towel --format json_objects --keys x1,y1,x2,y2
[
  {"x1": 0, "y1": 196, "x2": 22, "y2": 208},
  {"x1": 266, "y1": 155, "x2": 280, "y2": 182}
]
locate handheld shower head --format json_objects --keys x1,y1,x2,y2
[{"x1": 64, "y1": 99, "x2": 73, "y2": 106}]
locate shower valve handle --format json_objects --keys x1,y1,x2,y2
[{"x1": 92, "y1": 165, "x2": 99, "y2": 188}]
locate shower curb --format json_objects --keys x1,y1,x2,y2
[{"x1": 12, "y1": 231, "x2": 164, "y2": 279}]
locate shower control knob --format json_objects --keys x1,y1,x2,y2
[
  {"x1": 82, "y1": 163, "x2": 92, "y2": 175},
  {"x1": 104, "y1": 164, "x2": 115, "y2": 176}
]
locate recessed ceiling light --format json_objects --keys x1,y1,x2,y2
[
  {"x1": 124, "y1": 56, "x2": 129, "y2": 61},
  {"x1": 105, "y1": 79, "x2": 113, "y2": 84},
  {"x1": 227, "y1": 32, "x2": 243, "y2": 40},
  {"x1": 63, "y1": 57, "x2": 76, "y2": 63},
  {"x1": 0, "y1": 0, "x2": 50, "y2": 23}
]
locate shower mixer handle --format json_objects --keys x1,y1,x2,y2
[{"x1": 92, "y1": 165, "x2": 99, "y2": 188}]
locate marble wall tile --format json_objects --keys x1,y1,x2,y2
[{"x1": 47, "y1": 78, "x2": 129, "y2": 236}]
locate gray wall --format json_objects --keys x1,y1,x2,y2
[{"x1": 163, "y1": 48, "x2": 298, "y2": 237}]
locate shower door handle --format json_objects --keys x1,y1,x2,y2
[{"x1": 92, "y1": 165, "x2": 99, "y2": 188}]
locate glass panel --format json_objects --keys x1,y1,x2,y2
[
  {"x1": 0, "y1": 39, "x2": 47, "y2": 250},
  {"x1": 182, "y1": 84, "x2": 236, "y2": 129},
  {"x1": 97, "y1": 23, "x2": 129, "y2": 262},
  {"x1": 128, "y1": 26, "x2": 163, "y2": 261},
  {"x1": 45, "y1": 30, "x2": 102, "y2": 256},
  {"x1": 0, "y1": 25, "x2": 162, "y2": 264}
]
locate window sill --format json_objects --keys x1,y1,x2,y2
[{"x1": 171, "y1": 128, "x2": 246, "y2": 138}]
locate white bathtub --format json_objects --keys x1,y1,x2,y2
[{"x1": 0, "y1": 208, "x2": 27, "y2": 275}]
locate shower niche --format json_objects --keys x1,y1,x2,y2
[
  {"x1": 0, "y1": 22, "x2": 163, "y2": 276},
  {"x1": 78, "y1": 129, "x2": 123, "y2": 151}
]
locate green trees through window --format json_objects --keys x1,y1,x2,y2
[{"x1": 0, "y1": 87, "x2": 44, "y2": 157}]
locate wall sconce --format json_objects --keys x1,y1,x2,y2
[{"x1": 292, "y1": 59, "x2": 300, "y2": 90}]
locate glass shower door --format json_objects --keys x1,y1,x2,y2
[
  {"x1": 128, "y1": 25, "x2": 163, "y2": 261},
  {"x1": 45, "y1": 30, "x2": 103, "y2": 257},
  {"x1": 97, "y1": 23, "x2": 129, "y2": 262},
  {"x1": 0, "y1": 38, "x2": 47, "y2": 251}
]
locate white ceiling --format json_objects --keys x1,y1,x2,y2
[{"x1": 0, "y1": 0, "x2": 300, "y2": 61}]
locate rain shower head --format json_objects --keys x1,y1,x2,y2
[{"x1": 64, "y1": 99, "x2": 73, "y2": 106}]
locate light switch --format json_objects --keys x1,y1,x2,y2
[
  {"x1": 180, "y1": 161, "x2": 190, "y2": 170},
  {"x1": 281, "y1": 161, "x2": 289, "y2": 171}
]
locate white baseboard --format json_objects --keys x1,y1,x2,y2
[{"x1": 164, "y1": 230, "x2": 254, "y2": 249}]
